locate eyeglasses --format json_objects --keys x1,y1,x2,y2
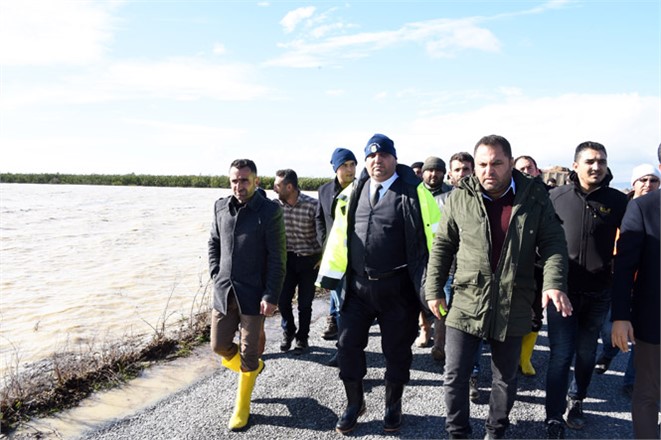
[{"x1": 637, "y1": 177, "x2": 660, "y2": 184}]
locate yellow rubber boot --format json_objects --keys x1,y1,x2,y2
[
  {"x1": 519, "y1": 331, "x2": 538, "y2": 376},
  {"x1": 228, "y1": 360, "x2": 265, "y2": 431},
  {"x1": 221, "y1": 349, "x2": 241, "y2": 373}
]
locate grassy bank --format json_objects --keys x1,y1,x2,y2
[
  {"x1": 0, "y1": 283, "x2": 329, "y2": 435},
  {"x1": 0, "y1": 283, "x2": 213, "y2": 434}
]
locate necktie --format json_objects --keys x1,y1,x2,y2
[{"x1": 371, "y1": 183, "x2": 382, "y2": 208}]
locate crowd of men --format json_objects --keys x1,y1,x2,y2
[{"x1": 207, "y1": 135, "x2": 660, "y2": 439}]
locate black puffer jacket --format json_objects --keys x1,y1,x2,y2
[{"x1": 549, "y1": 170, "x2": 628, "y2": 293}]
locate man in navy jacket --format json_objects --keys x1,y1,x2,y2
[
  {"x1": 611, "y1": 146, "x2": 661, "y2": 439},
  {"x1": 545, "y1": 142, "x2": 628, "y2": 438},
  {"x1": 315, "y1": 147, "x2": 357, "y2": 362}
]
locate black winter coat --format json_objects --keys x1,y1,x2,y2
[
  {"x1": 208, "y1": 190, "x2": 286, "y2": 315},
  {"x1": 549, "y1": 171, "x2": 628, "y2": 293}
]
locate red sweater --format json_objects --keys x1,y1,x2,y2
[{"x1": 484, "y1": 189, "x2": 514, "y2": 272}]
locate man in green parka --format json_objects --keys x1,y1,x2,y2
[{"x1": 425, "y1": 134, "x2": 573, "y2": 439}]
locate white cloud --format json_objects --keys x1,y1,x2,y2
[
  {"x1": 267, "y1": 16, "x2": 500, "y2": 67},
  {"x1": 1, "y1": 119, "x2": 249, "y2": 175},
  {"x1": 498, "y1": 87, "x2": 524, "y2": 97},
  {"x1": 310, "y1": 22, "x2": 352, "y2": 39},
  {"x1": 280, "y1": 6, "x2": 316, "y2": 34},
  {"x1": 0, "y1": 0, "x2": 119, "y2": 66},
  {"x1": 267, "y1": 1, "x2": 574, "y2": 68},
  {"x1": 374, "y1": 91, "x2": 388, "y2": 101},
  {"x1": 257, "y1": 1, "x2": 270, "y2": 7},
  {"x1": 405, "y1": 93, "x2": 660, "y2": 184},
  {"x1": 212, "y1": 43, "x2": 227, "y2": 55},
  {"x1": 1, "y1": 59, "x2": 271, "y2": 109}
]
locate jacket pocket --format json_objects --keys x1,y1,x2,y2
[{"x1": 451, "y1": 270, "x2": 483, "y2": 317}]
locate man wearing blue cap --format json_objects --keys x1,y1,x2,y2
[
  {"x1": 317, "y1": 134, "x2": 440, "y2": 434},
  {"x1": 315, "y1": 148, "x2": 357, "y2": 365}
]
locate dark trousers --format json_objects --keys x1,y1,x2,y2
[
  {"x1": 278, "y1": 252, "x2": 320, "y2": 340},
  {"x1": 337, "y1": 272, "x2": 419, "y2": 384},
  {"x1": 632, "y1": 339, "x2": 660, "y2": 439},
  {"x1": 545, "y1": 290, "x2": 610, "y2": 421},
  {"x1": 444, "y1": 327, "x2": 522, "y2": 438}
]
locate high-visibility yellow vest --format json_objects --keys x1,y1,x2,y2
[{"x1": 316, "y1": 181, "x2": 440, "y2": 289}]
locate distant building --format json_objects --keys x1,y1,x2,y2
[{"x1": 541, "y1": 166, "x2": 570, "y2": 186}]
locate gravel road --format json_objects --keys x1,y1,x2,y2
[{"x1": 77, "y1": 299, "x2": 635, "y2": 440}]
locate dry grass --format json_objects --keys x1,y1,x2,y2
[
  {"x1": 0, "y1": 278, "x2": 213, "y2": 434},
  {"x1": 0, "y1": 279, "x2": 328, "y2": 434}
]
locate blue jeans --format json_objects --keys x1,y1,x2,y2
[
  {"x1": 444, "y1": 327, "x2": 522, "y2": 438},
  {"x1": 597, "y1": 308, "x2": 635, "y2": 387},
  {"x1": 545, "y1": 290, "x2": 610, "y2": 421},
  {"x1": 444, "y1": 274, "x2": 482, "y2": 374},
  {"x1": 329, "y1": 286, "x2": 341, "y2": 328}
]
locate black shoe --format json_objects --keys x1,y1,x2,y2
[
  {"x1": 546, "y1": 419, "x2": 565, "y2": 439},
  {"x1": 322, "y1": 315, "x2": 338, "y2": 340},
  {"x1": 469, "y1": 375, "x2": 479, "y2": 403},
  {"x1": 280, "y1": 332, "x2": 294, "y2": 352},
  {"x1": 327, "y1": 352, "x2": 339, "y2": 367},
  {"x1": 293, "y1": 337, "x2": 309, "y2": 355},
  {"x1": 594, "y1": 356, "x2": 612, "y2": 374},
  {"x1": 566, "y1": 399, "x2": 585, "y2": 430}
]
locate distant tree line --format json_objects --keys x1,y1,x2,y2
[{"x1": 0, "y1": 173, "x2": 332, "y2": 191}]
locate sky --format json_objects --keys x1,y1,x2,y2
[{"x1": 1, "y1": 0, "x2": 659, "y2": 187}]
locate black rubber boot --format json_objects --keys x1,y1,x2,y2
[
  {"x1": 384, "y1": 381, "x2": 404, "y2": 432},
  {"x1": 336, "y1": 381, "x2": 366, "y2": 434}
]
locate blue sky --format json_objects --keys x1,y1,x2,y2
[{"x1": 1, "y1": 0, "x2": 659, "y2": 186}]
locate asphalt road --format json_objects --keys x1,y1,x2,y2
[{"x1": 76, "y1": 299, "x2": 635, "y2": 440}]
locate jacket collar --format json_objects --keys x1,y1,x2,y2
[
  {"x1": 460, "y1": 169, "x2": 532, "y2": 201},
  {"x1": 568, "y1": 167, "x2": 614, "y2": 192},
  {"x1": 231, "y1": 189, "x2": 265, "y2": 211}
]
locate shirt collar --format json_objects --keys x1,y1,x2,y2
[
  {"x1": 481, "y1": 177, "x2": 516, "y2": 201},
  {"x1": 371, "y1": 171, "x2": 399, "y2": 194}
]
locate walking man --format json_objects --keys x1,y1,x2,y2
[
  {"x1": 317, "y1": 133, "x2": 440, "y2": 434},
  {"x1": 316, "y1": 148, "x2": 357, "y2": 365},
  {"x1": 274, "y1": 168, "x2": 322, "y2": 354},
  {"x1": 545, "y1": 141, "x2": 628, "y2": 438},
  {"x1": 426, "y1": 135, "x2": 571, "y2": 439},
  {"x1": 513, "y1": 155, "x2": 547, "y2": 377},
  {"x1": 611, "y1": 147, "x2": 661, "y2": 439},
  {"x1": 415, "y1": 156, "x2": 453, "y2": 349},
  {"x1": 433, "y1": 152, "x2": 476, "y2": 367},
  {"x1": 208, "y1": 159, "x2": 286, "y2": 431}
]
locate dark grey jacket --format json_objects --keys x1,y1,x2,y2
[{"x1": 208, "y1": 190, "x2": 286, "y2": 315}]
